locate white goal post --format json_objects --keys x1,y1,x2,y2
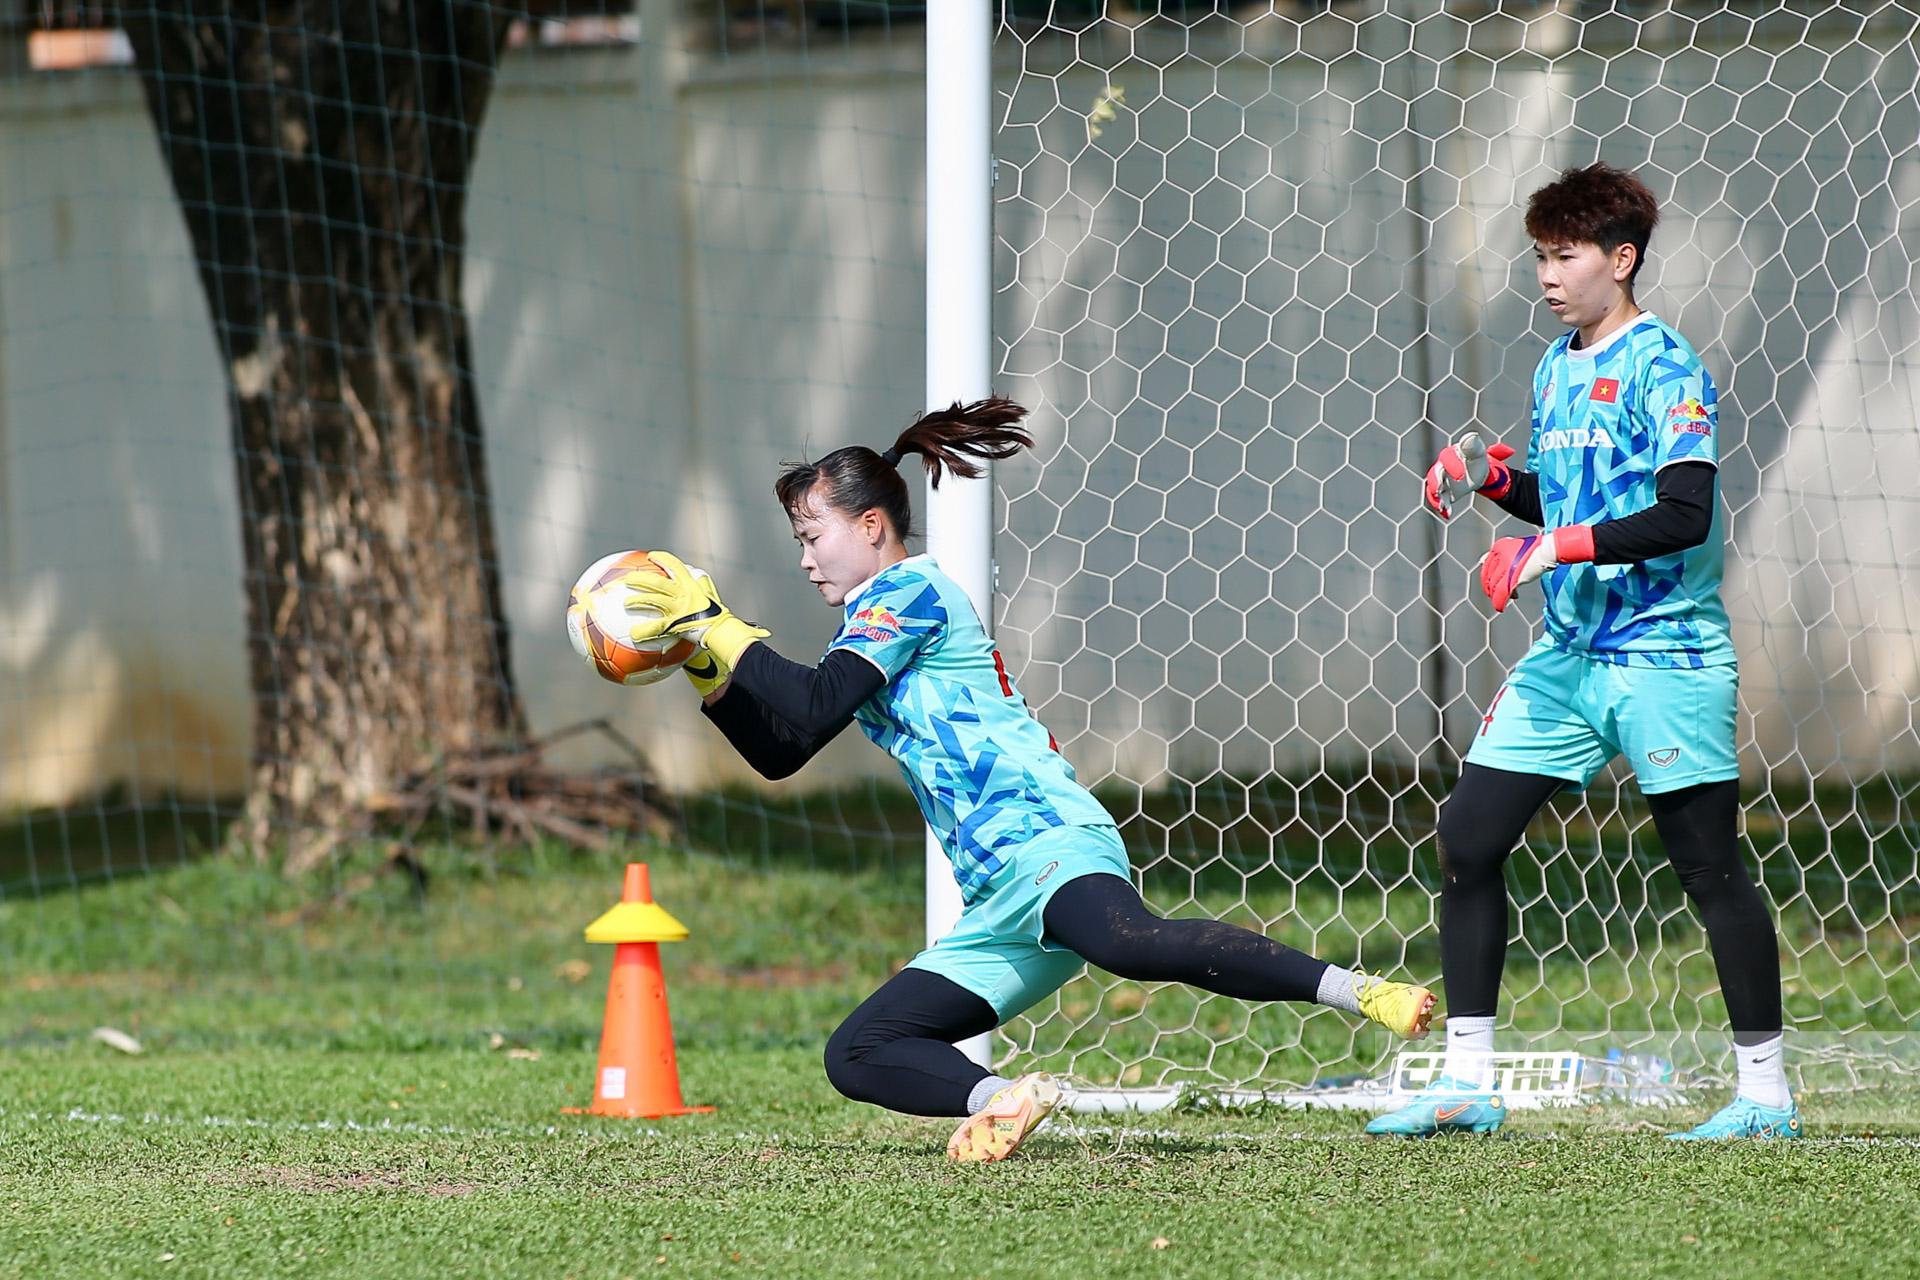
[{"x1": 917, "y1": 2, "x2": 1920, "y2": 1104}]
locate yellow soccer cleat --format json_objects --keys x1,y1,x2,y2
[
  {"x1": 1354, "y1": 973, "x2": 1437, "y2": 1040},
  {"x1": 946, "y1": 1072, "x2": 1062, "y2": 1164}
]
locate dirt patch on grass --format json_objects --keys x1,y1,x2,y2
[{"x1": 18, "y1": 971, "x2": 176, "y2": 993}]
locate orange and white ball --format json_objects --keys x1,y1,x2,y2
[{"x1": 566, "y1": 550, "x2": 701, "y2": 686}]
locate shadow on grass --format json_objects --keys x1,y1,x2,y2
[{"x1": 0, "y1": 792, "x2": 236, "y2": 899}]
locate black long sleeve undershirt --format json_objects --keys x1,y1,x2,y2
[
  {"x1": 700, "y1": 680, "x2": 815, "y2": 781},
  {"x1": 1487, "y1": 469, "x2": 1544, "y2": 525},
  {"x1": 699, "y1": 644, "x2": 886, "y2": 780},
  {"x1": 1488, "y1": 460, "x2": 1716, "y2": 564}
]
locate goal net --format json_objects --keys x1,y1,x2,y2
[
  {"x1": 2, "y1": 1, "x2": 1915, "y2": 1105},
  {"x1": 989, "y1": 1, "x2": 1920, "y2": 1101}
]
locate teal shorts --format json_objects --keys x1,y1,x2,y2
[
  {"x1": 1465, "y1": 642, "x2": 1739, "y2": 795},
  {"x1": 905, "y1": 824, "x2": 1132, "y2": 1021}
]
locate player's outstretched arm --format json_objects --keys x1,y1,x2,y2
[
  {"x1": 623, "y1": 550, "x2": 769, "y2": 667},
  {"x1": 1424, "y1": 430, "x2": 1546, "y2": 524},
  {"x1": 693, "y1": 647, "x2": 882, "y2": 780},
  {"x1": 1586, "y1": 460, "x2": 1714, "y2": 562},
  {"x1": 726, "y1": 645, "x2": 885, "y2": 744},
  {"x1": 1476, "y1": 462, "x2": 1716, "y2": 613},
  {"x1": 681, "y1": 649, "x2": 730, "y2": 701},
  {"x1": 1478, "y1": 527, "x2": 1594, "y2": 613},
  {"x1": 701, "y1": 681, "x2": 818, "y2": 780},
  {"x1": 1483, "y1": 466, "x2": 1544, "y2": 525},
  {"x1": 621, "y1": 552, "x2": 882, "y2": 777},
  {"x1": 1425, "y1": 430, "x2": 1539, "y2": 521}
]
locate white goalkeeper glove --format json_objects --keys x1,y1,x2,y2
[{"x1": 1424, "y1": 431, "x2": 1516, "y2": 520}]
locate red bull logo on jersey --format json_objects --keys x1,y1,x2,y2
[
  {"x1": 844, "y1": 605, "x2": 903, "y2": 644},
  {"x1": 1667, "y1": 398, "x2": 1712, "y2": 435},
  {"x1": 1538, "y1": 425, "x2": 1617, "y2": 451}
]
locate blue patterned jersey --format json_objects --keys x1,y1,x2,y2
[
  {"x1": 1527, "y1": 312, "x2": 1734, "y2": 668},
  {"x1": 827, "y1": 555, "x2": 1114, "y2": 904}
]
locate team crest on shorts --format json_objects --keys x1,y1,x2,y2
[{"x1": 1647, "y1": 748, "x2": 1682, "y2": 768}]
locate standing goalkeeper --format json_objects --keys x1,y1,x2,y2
[{"x1": 1369, "y1": 163, "x2": 1795, "y2": 1141}]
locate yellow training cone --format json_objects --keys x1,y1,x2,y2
[{"x1": 563, "y1": 863, "x2": 712, "y2": 1119}]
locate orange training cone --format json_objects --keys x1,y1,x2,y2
[{"x1": 562, "y1": 863, "x2": 713, "y2": 1119}]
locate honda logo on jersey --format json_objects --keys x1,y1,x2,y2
[
  {"x1": 1589, "y1": 377, "x2": 1620, "y2": 403},
  {"x1": 1538, "y1": 425, "x2": 1616, "y2": 451}
]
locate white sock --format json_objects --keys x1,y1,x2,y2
[
  {"x1": 966, "y1": 1075, "x2": 1013, "y2": 1115},
  {"x1": 1734, "y1": 1034, "x2": 1791, "y2": 1109},
  {"x1": 1443, "y1": 1016, "x2": 1495, "y2": 1090},
  {"x1": 1315, "y1": 966, "x2": 1362, "y2": 1014}
]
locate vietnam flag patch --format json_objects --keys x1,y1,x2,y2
[{"x1": 1589, "y1": 377, "x2": 1620, "y2": 403}]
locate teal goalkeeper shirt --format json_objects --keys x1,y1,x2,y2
[
  {"x1": 827, "y1": 555, "x2": 1113, "y2": 904},
  {"x1": 1528, "y1": 312, "x2": 1736, "y2": 669}
]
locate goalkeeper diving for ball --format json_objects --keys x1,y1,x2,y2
[
  {"x1": 622, "y1": 396, "x2": 1436, "y2": 1163},
  {"x1": 1368, "y1": 162, "x2": 1795, "y2": 1141}
]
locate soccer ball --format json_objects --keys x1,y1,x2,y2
[{"x1": 566, "y1": 550, "x2": 701, "y2": 686}]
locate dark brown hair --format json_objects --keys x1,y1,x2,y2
[
  {"x1": 1525, "y1": 162, "x2": 1661, "y2": 284},
  {"x1": 774, "y1": 396, "x2": 1034, "y2": 539}
]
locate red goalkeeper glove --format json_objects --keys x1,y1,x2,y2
[
  {"x1": 1479, "y1": 526, "x2": 1595, "y2": 613},
  {"x1": 1424, "y1": 431, "x2": 1516, "y2": 520}
]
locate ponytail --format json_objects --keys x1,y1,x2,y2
[
  {"x1": 775, "y1": 396, "x2": 1035, "y2": 540},
  {"x1": 886, "y1": 396, "x2": 1034, "y2": 489}
]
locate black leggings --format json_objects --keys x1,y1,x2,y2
[
  {"x1": 1436, "y1": 764, "x2": 1781, "y2": 1037},
  {"x1": 822, "y1": 967, "x2": 1000, "y2": 1118},
  {"x1": 823, "y1": 873, "x2": 1333, "y2": 1116}
]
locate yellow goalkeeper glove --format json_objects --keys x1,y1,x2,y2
[
  {"x1": 682, "y1": 647, "x2": 729, "y2": 699},
  {"x1": 624, "y1": 550, "x2": 769, "y2": 668}
]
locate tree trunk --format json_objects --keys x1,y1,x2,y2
[{"x1": 118, "y1": 0, "x2": 526, "y2": 872}]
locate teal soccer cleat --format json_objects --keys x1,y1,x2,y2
[
  {"x1": 1364, "y1": 1076, "x2": 1506, "y2": 1136},
  {"x1": 1666, "y1": 1097, "x2": 1802, "y2": 1141}
]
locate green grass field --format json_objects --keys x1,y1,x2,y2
[{"x1": 3, "y1": 799, "x2": 1919, "y2": 1279}]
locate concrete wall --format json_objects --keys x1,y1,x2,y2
[
  {"x1": 989, "y1": 11, "x2": 1920, "y2": 786},
  {"x1": 2, "y1": 6, "x2": 1916, "y2": 807},
  {"x1": 0, "y1": 19, "x2": 932, "y2": 801}
]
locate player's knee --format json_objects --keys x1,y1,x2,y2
[
  {"x1": 823, "y1": 1014, "x2": 874, "y2": 1100},
  {"x1": 822, "y1": 1052, "x2": 864, "y2": 1102},
  {"x1": 1435, "y1": 807, "x2": 1507, "y2": 889},
  {"x1": 1669, "y1": 859, "x2": 1715, "y2": 899},
  {"x1": 1672, "y1": 858, "x2": 1759, "y2": 907}
]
